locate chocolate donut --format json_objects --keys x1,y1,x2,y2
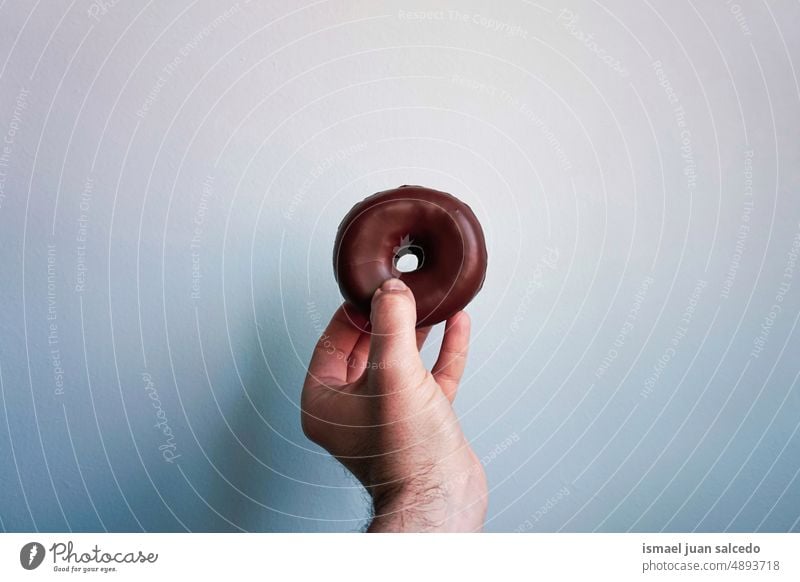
[{"x1": 333, "y1": 185, "x2": 488, "y2": 327}]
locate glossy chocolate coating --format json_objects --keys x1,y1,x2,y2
[{"x1": 333, "y1": 185, "x2": 488, "y2": 327}]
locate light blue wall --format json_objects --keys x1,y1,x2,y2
[{"x1": 1, "y1": 0, "x2": 798, "y2": 532}]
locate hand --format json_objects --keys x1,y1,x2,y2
[{"x1": 301, "y1": 278, "x2": 487, "y2": 532}]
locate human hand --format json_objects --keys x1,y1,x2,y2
[{"x1": 301, "y1": 278, "x2": 487, "y2": 532}]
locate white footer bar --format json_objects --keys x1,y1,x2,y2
[{"x1": 1, "y1": 533, "x2": 797, "y2": 581}]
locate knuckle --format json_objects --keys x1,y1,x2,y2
[{"x1": 373, "y1": 290, "x2": 413, "y2": 312}]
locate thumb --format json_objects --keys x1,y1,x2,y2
[{"x1": 367, "y1": 278, "x2": 426, "y2": 386}]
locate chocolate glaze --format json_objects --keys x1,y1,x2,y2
[{"x1": 333, "y1": 185, "x2": 488, "y2": 327}]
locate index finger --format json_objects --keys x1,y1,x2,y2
[{"x1": 304, "y1": 303, "x2": 369, "y2": 389}]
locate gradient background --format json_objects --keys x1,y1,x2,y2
[{"x1": 0, "y1": 0, "x2": 798, "y2": 532}]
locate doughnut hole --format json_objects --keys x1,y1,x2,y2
[{"x1": 393, "y1": 245, "x2": 424, "y2": 273}]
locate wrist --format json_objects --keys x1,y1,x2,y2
[{"x1": 367, "y1": 465, "x2": 487, "y2": 532}]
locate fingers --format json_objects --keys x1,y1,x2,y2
[
  {"x1": 432, "y1": 311, "x2": 471, "y2": 402},
  {"x1": 346, "y1": 330, "x2": 371, "y2": 383},
  {"x1": 367, "y1": 278, "x2": 426, "y2": 387},
  {"x1": 305, "y1": 281, "x2": 467, "y2": 396},
  {"x1": 347, "y1": 321, "x2": 430, "y2": 384},
  {"x1": 305, "y1": 303, "x2": 368, "y2": 389}
]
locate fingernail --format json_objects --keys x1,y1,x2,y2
[{"x1": 381, "y1": 278, "x2": 406, "y2": 292}]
